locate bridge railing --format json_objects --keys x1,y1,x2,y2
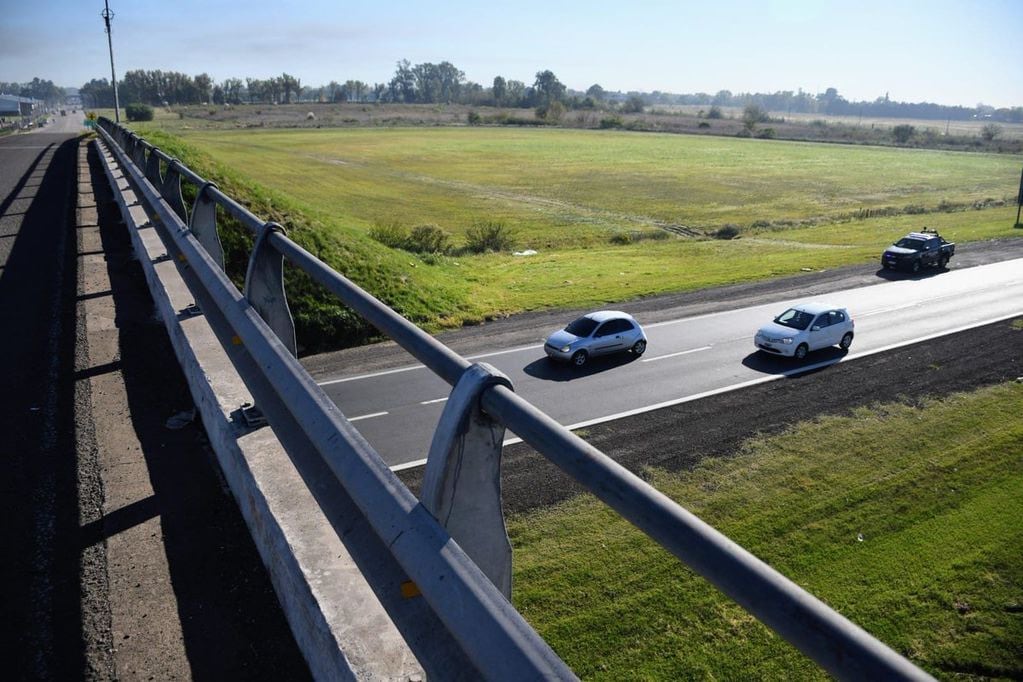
[{"x1": 95, "y1": 117, "x2": 932, "y2": 681}]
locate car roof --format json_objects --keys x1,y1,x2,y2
[
  {"x1": 582, "y1": 310, "x2": 634, "y2": 323},
  {"x1": 788, "y1": 302, "x2": 844, "y2": 315},
  {"x1": 904, "y1": 232, "x2": 936, "y2": 240}
]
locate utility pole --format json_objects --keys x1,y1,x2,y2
[{"x1": 102, "y1": 0, "x2": 120, "y2": 122}]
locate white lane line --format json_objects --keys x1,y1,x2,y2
[
  {"x1": 317, "y1": 342, "x2": 545, "y2": 386},
  {"x1": 390, "y1": 309, "x2": 1023, "y2": 472},
  {"x1": 857, "y1": 302, "x2": 917, "y2": 317},
  {"x1": 349, "y1": 411, "x2": 388, "y2": 422},
  {"x1": 641, "y1": 345, "x2": 712, "y2": 362},
  {"x1": 420, "y1": 397, "x2": 448, "y2": 405}
]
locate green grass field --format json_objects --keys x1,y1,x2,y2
[
  {"x1": 510, "y1": 379, "x2": 1023, "y2": 679},
  {"x1": 127, "y1": 124, "x2": 1023, "y2": 346}
]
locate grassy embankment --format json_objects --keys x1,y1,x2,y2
[
  {"x1": 509, "y1": 377, "x2": 1023, "y2": 679},
  {"x1": 129, "y1": 124, "x2": 1022, "y2": 351}
]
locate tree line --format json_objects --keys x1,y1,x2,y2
[
  {"x1": 14, "y1": 61, "x2": 1022, "y2": 124},
  {"x1": 0, "y1": 78, "x2": 64, "y2": 107}
]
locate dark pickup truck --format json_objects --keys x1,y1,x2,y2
[{"x1": 881, "y1": 230, "x2": 955, "y2": 272}]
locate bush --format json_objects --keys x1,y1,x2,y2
[
  {"x1": 757, "y1": 127, "x2": 776, "y2": 139},
  {"x1": 698, "y1": 121, "x2": 710, "y2": 128},
  {"x1": 707, "y1": 106, "x2": 723, "y2": 119},
  {"x1": 407, "y1": 224, "x2": 451, "y2": 253},
  {"x1": 465, "y1": 220, "x2": 515, "y2": 253},
  {"x1": 714, "y1": 224, "x2": 741, "y2": 240},
  {"x1": 892, "y1": 124, "x2": 916, "y2": 143},
  {"x1": 599, "y1": 115, "x2": 624, "y2": 129},
  {"x1": 369, "y1": 222, "x2": 409, "y2": 249},
  {"x1": 467, "y1": 110, "x2": 482, "y2": 126},
  {"x1": 125, "y1": 103, "x2": 154, "y2": 122}
]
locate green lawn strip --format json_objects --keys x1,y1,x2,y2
[{"x1": 509, "y1": 382, "x2": 1023, "y2": 679}]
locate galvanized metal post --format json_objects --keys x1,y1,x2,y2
[
  {"x1": 422, "y1": 363, "x2": 514, "y2": 598},
  {"x1": 144, "y1": 147, "x2": 162, "y2": 188},
  {"x1": 244, "y1": 222, "x2": 297, "y2": 357},
  {"x1": 160, "y1": 159, "x2": 188, "y2": 223},
  {"x1": 189, "y1": 182, "x2": 226, "y2": 271}
]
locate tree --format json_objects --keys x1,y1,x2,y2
[
  {"x1": 586, "y1": 84, "x2": 606, "y2": 102},
  {"x1": 280, "y1": 73, "x2": 300, "y2": 104},
  {"x1": 194, "y1": 73, "x2": 213, "y2": 104},
  {"x1": 389, "y1": 59, "x2": 416, "y2": 103},
  {"x1": 533, "y1": 70, "x2": 565, "y2": 107},
  {"x1": 492, "y1": 76, "x2": 507, "y2": 106},
  {"x1": 622, "y1": 95, "x2": 645, "y2": 113},
  {"x1": 80, "y1": 78, "x2": 115, "y2": 108},
  {"x1": 981, "y1": 123, "x2": 1002, "y2": 141},
  {"x1": 742, "y1": 104, "x2": 768, "y2": 131}
]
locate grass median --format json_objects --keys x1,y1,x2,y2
[{"x1": 509, "y1": 380, "x2": 1023, "y2": 679}]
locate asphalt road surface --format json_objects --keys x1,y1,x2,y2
[{"x1": 318, "y1": 257, "x2": 1023, "y2": 469}]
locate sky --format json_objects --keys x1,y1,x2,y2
[{"x1": 2, "y1": 0, "x2": 1021, "y2": 108}]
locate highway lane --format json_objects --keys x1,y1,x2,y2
[{"x1": 321, "y1": 258, "x2": 1023, "y2": 469}]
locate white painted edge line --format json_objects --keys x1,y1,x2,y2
[
  {"x1": 316, "y1": 342, "x2": 545, "y2": 387},
  {"x1": 349, "y1": 411, "x2": 388, "y2": 422},
  {"x1": 389, "y1": 310, "x2": 1023, "y2": 473},
  {"x1": 642, "y1": 345, "x2": 712, "y2": 362},
  {"x1": 420, "y1": 397, "x2": 448, "y2": 405}
]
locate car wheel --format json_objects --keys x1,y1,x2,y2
[
  {"x1": 571, "y1": 350, "x2": 588, "y2": 367},
  {"x1": 794, "y1": 343, "x2": 809, "y2": 360},
  {"x1": 631, "y1": 339, "x2": 647, "y2": 356},
  {"x1": 840, "y1": 332, "x2": 854, "y2": 350},
  {"x1": 911, "y1": 259, "x2": 921, "y2": 273},
  {"x1": 939, "y1": 255, "x2": 948, "y2": 269}
]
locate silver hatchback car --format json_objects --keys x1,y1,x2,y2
[
  {"x1": 754, "y1": 302, "x2": 854, "y2": 359},
  {"x1": 544, "y1": 310, "x2": 647, "y2": 366}
]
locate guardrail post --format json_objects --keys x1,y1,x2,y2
[
  {"x1": 132, "y1": 138, "x2": 147, "y2": 173},
  {"x1": 189, "y1": 181, "x2": 226, "y2": 271},
  {"x1": 244, "y1": 222, "x2": 297, "y2": 357},
  {"x1": 422, "y1": 362, "x2": 514, "y2": 598},
  {"x1": 160, "y1": 159, "x2": 188, "y2": 223},
  {"x1": 145, "y1": 147, "x2": 162, "y2": 188}
]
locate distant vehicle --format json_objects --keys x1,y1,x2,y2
[
  {"x1": 881, "y1": 229, "x2": 954, "y2": 272},
  {"x1": 755, "y1": 302, "x2": 854, "y2": 360},
  {"x1": 544, "y1": 310, "x2": 647, "y2": 366}
]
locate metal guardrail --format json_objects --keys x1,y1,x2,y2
[{"x1": 96, "y1": 117, "x2": 933, "y2": 681}]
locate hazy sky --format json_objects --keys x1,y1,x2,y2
[{"x1": 3, "y1": 0, "x2": 1021, "y2": 107}]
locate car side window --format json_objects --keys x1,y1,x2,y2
[
  {"x1": 597, "y1": 319, "x2": 632, "y2": 336},
  {"x1": 830, "y1": 311, "x2": 845, "y2": 324},
  {"x1": 814, "y1": 314, "x2": 831, "y2": 329}
]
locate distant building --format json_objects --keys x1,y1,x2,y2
[{"x1": 0, "y1": 94, "x2": 39, "y2": 116}]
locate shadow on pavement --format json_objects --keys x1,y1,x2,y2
[
  {"x1": 741, "y1": 347, "x2": 848, "y2": 375},
  {"x1": 523, "y1": 351, "x2": 641, "y2": 381}
]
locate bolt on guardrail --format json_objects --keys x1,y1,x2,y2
[{"x1": 96, "y1": 117, "x2": 934, "y2": 681}]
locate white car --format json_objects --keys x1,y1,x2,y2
[{"x1": 754, "y1": 303, "x2": 854, "y2": 360}]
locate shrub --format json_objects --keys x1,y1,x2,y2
[
  {"x1": 698, "y1": 121, "x2": 710, "y2": 128},
  {"x1": 610, "y1": 232, "x2": 632, "y2": 245},
  {"x1": 125, "y1": 103, "x2": 154, "y2": 122},
  {"x1": 599, "y1": 115, "x2": 624, "y2": 129},
  {"x1": 467, "y1": 110, "x2": 482, "y2": 126},
  {"x1": 892, "y1": 124, "x2": 916, "y2": 143},
  {"x1": 407, "y1": 224, "x2": 451, "y2": 253},
  {"x1": 369, "y1": 222, "x2": 409, "y2": 249},
  {"x1": 465, "y1": 220, "x2": 515, "y2": 253},
  {"x1": 707, "y1": 106, "x2": 723, "y2": 119},
  {"x1": 714, "y1": 224, "x2": 741, "y2": 240},
  {"x1": 757, "y1": 127, "x2": 776, "y2": 139}
]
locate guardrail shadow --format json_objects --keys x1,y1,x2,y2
[{"x1": 522, "y1": 351, "x2": 641, "y2": 381}]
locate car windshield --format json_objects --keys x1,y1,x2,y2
[
  {"x1": 894, "y1": 238, "x2": 925, "y2": 250},
  {"x1": 774, "y1": 308, "x2": 816, "y2": 330},
  {"x1": 564, "y1": 316, "x2": 599, "y2": 337}
]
